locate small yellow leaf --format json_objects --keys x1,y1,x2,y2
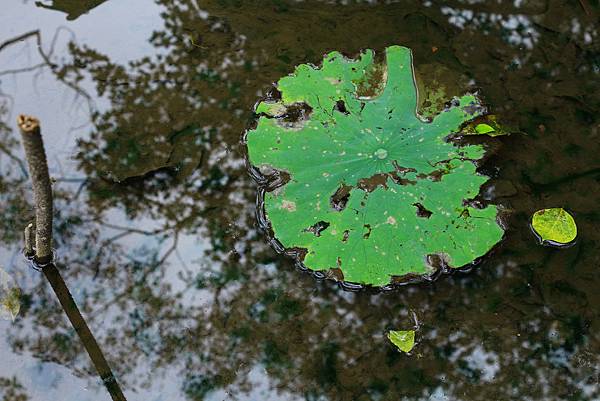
[
  {"x1": 387, "y1": 330, "x2": 415, "y2": 353},
  {"x1": 531, "y1": 208, "x2": 577, "y2": 245}
]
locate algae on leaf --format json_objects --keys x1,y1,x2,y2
[
  {"x1": 531, "y1": 208, "x2": 577, "y2": 245},
  {"x1": 246, "y1": 45, "x2": 504, "y2": 286}
]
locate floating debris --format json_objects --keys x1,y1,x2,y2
[
  {"x1": 531, "y1": 208, "x2": 577, "y2": 246},
  {"x1": 388, "y1": 330, "x2": 416, "y2": 353}
]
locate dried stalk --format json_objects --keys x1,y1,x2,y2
[
  {"x1": 17, "y1": 115, "x2": 53, "y2": 264},
  {"x1": 17, "y1": 115, "x2": 127, "y2": 401}
]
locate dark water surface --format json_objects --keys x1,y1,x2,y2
[{"x1": 0, "y1": 1, "x2": 599, "y2": 400}]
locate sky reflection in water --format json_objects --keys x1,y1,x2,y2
[{"x1": 0, "y1": 0, "x2": 599, "y2": 400}]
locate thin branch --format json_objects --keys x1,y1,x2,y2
[
  {"x1": 156, "y1": 233, "x2": 179, "y2": 267},
  {"x1": 92, "y1": 230, "x2": 134, "y2": 280},
  {"x1": 0, "y1": 63, "x2": 48, "y2": 78},
  {"x1": 32, "y1": 31, "x2": 93, "y2": 110},
  {"x1": 48, "y1": 26, "x2": 77, "y2": 56},
  {"x1": 578, "y1": 0, "x2": 591, "y2": 15},
  {"x1": 175, "y1": 247, "x2": 190, "y2": 273},
  {"x1": 0, "y1": 142, "x2": 29, "y2": 178},
  {"x1": 96, "y1": 221, "x2": 174, "y2": 236},
  {"x1": 90, "y1": 233, "x2": 179, "y2": 317},
  {"x1": 0, "y1": 30, "x2": 94, "y2": 112},
  {"x1": 52, "y1": 177, "x2": 87, "y2": 183},
  {"x1": 0, "y1": 30, "x2": 39, "y2": 53},
  {"x1": 72, "y1": 179, "x2": 88, "y2": 200}
]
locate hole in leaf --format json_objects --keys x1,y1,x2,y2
[
  {"x1": 264, "y1": 169, "x2": 291, "y2": 191},
  {"x1": 289, "y1": 247, "x2": 308, "y2": 262},
  {"x1": 266, "y1": 87, "x2": 282, "y2": 101},
  {"x1": 428, "y1": 170, "x2": 446, "y2": 181},
  {"x1": 282, "y1": 102, "x2": 312, "y2": 124},
  {"x1": 463, "y1": 102, "x2": 485, "y2": 116},
  {"x1": 258, "y1": 164, "x2": 276, "y2": 176},
  {"x1": 477, "y1": 164, "x2": 500, "y2": 178},
  {"x1": 357, "y1": 173, "x2": 389, "y2": 192},
  {"x1": 392, "y1": 160, "x2": 417, "y2": 175},
  {"x1": 355, "y1": 59, "x2": 386, "y2": 98},
  {"x1": 445, "y1": 98, "x2": 460, "y2": 109},
  {"x1": 342, "y1": 230, "x2": 350, "y2": 243},
  {"x1": 413, "y1": 202, "x2": 433, "y2": 218},
  {"x1": 330, "y1": 184, "x2": 352, "y2": 211},
  {"x1": 363, "y1": 224, "x2": 372, "y2": 239},
  {"x1": 426, "y1": 253, "x2": 449, "y2": 271},
  {"x1": 334, "y1": 99, "x2": 350, "y2": 115},
  {"x1": 463, "y1": 198, "x2": 484, "y2": 209},
  {"x1": 389, "y1": 171, "x2": 416, "y2": 186},
  {"x1": 303, "y1": 221, "x2": 330, "y2": 237},
  {"x1": 416, "y1": 169, "x2": 446, "y2": 182},
  {"x1": 327, "y1": 266, "x2": 344, "y2": 281},
  {"x1": 247, "y1": 119, "x2": 259, "y2": 130}
]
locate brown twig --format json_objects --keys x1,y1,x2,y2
[
  {"x1": 17, "y1": 115, "x2": 127, "y2": 401},
  {"x1": 578, "y1": 0, "x2": 591, "y2": 15},
  {"x1": 0, "y1": 63, "x2": 49, "y2": 78},
  {"x1": 0, "y1": 30, "x2": 40, "y2": 53}
]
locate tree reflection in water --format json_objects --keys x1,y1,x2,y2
[
  {"x1": 1, "y1": 0, "x2": 599, "y2": 400},
  {"x1": 35, "y1": 0, "x2": 111, "y2": 21}
]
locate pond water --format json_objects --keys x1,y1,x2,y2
[{"x1": 0, "y1": 1, "x2": 598, "y2": 400}]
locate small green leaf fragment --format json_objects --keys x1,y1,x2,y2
[
  {"x1": 0, "y1": 267, "x2": 20, "y2": 321},
  {"x1": 531, "y1": 208, "x2": 577, "y2": 245},
  {"x1": 475, "y1": 123, "x2": 495, "y2": 134},
  {"x1": 388, "y1": 330, "x2": 415, "y2": 353},
  {"x1": 462, "y1": 115, "x2": 510, "y2": 137}
]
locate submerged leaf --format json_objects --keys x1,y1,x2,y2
[
  {"x1": 247, "y1": 45, "x2": 504, "y2": 286},
  {"x1": 0, "y1": 267, "x2": 20, "y2": 321},
  {"x1": 388, "y1": 330, "x2": 415, "y2": 353},
  {"x1": 531, "y1": 208, "x2": 577, "y2": 245}
]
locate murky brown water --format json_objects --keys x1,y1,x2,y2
[{"x1": 0, "y1": 1, "x2": 599, "y2": 400}]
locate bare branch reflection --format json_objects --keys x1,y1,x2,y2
[{"x1": 0, "y1": 0, "x2": 598, "y2": 400}]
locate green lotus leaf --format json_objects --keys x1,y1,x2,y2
[
  {"x1": 387, "y1": 330, "x2": 416, "y2": 353},
  {"x1": 531, "y1": 208, "x2": 577, "y2": 245},
  {"x1": 246, "y1": 45, "x2": 504, "y2": 286}
]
